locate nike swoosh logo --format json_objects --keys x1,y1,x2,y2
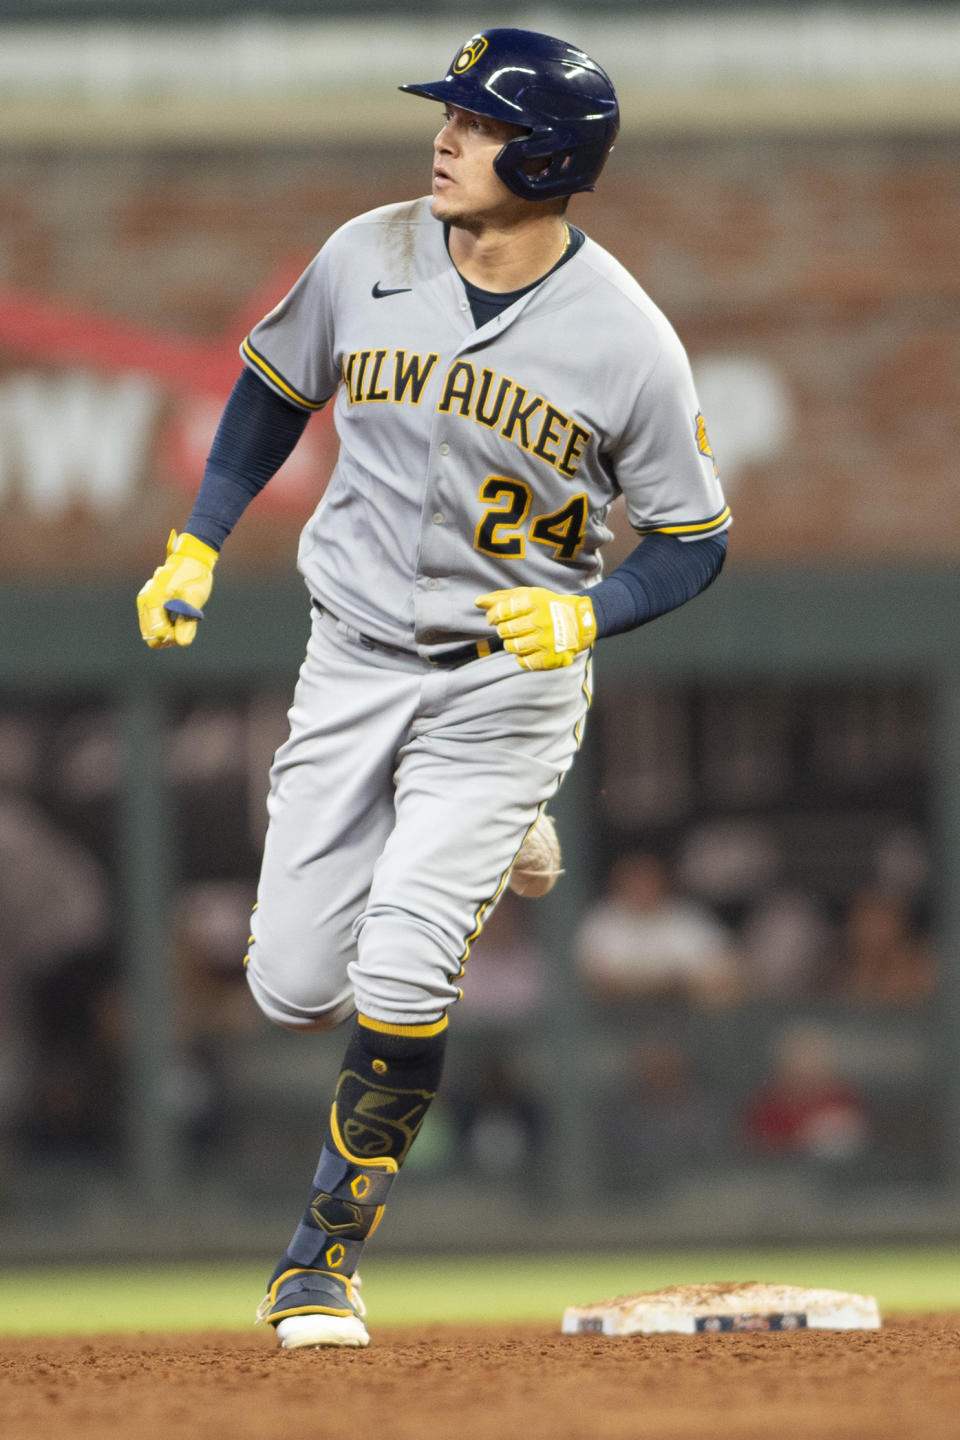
[{"x1": 372, "y1": 282, "x2": 413, "y2": 299}]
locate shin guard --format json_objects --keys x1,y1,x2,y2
[{"x1": 273, "y1": 1014, "x2": 448, "y2": 1284}]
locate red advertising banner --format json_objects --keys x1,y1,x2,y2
[{"x1": 0, "y1": 261, "x2": 339, "y2": 576}]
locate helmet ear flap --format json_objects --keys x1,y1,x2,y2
[{"x1": 494, "y1": 131, "x2": 603, "y2": 201}]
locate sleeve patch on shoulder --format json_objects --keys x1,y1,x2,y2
[{"x1": 695, "y1": 410, "x2": 720, "y2": 480}]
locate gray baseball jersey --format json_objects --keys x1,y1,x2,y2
[
  {"x1": 243, "y1": 194, "x2": 729, "y2": 1029},
  {"x1": 242, "y1": 197, "x2": 730, "y2": 657}
]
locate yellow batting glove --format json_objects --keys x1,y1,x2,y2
[
  {"x1": 475, "y1": 586, "x2": 597, "y2": 672},
  {"x1": 136, "y1": 530, "x2": 218, "y2": 649}
]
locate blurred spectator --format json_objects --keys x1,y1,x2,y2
[
  {"x1": 740, "y1": 885, "x2": 837, "y2": 1000},
  {"x1": 597, "y1": 1036, "x2": 729, "y2": 1192},
  {"x1": 459, "y1": 893, "x2": 546, "y2": 1023},
  {"x1": 835, "y1": 888, "x2": 936, "y2": 1005},
  {"x1": 447, "y1": 1052, "x2": 544, "y2": 1179},
  {"x1": 172, "y1": 880, "x2": 258, "y2": 1038},
  {"x1": 678, "y1": 817, "x2": 780, "y2": 908},
  {"x1": 169, "y1": 880, "x2": 260, "y2": 1156},
  {"x1": 53, "y1": 708, "x2": 122, "y2": 807},
  {"x1": 24, "y1": 940, "x2": 120, "y2": 1159},
  {"x1": 0, "y1": 741, "x2": 116, "y2": 1163},
  {"x1": 874, "y1": 825, "x2": 930, "y2": 902},
  {"x1": 742, "y1": 1023, "x2": 870, "y2": 1163},
  {"x1": 575, "y1": 850, "x2": 741, "y2": 1006},
  {"x1": 171, "y1": 706, "x2": 259, "y2": 879}
]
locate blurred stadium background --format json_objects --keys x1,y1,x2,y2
[{"x1": 1, "y1": 0, "x2": 960, "y2": 1289}]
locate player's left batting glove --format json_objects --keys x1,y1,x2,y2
[
  {"x1": 475, "y1": 587, "x2": 597, "y2": 671},
  {"x1": 136, "y1": 529, "x2": 218, "y2": 649}
]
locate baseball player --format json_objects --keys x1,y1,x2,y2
[{"x1": 137, "y1": 28, "x2": 730, "y2": 1348}]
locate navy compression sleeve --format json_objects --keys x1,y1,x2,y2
[
  {"x1": 585, "y1": 531, "x2": 728, "y2": 639},
  {"x1": 185, "y1": 368, "x2": 311, "y2": 550}
]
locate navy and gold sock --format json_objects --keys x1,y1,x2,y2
[{"x1": 270, "y1": 1013, "x2": 448, "y2": 1287}]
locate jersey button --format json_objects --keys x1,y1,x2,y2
[
  {"x1": 459, "y1": 299, "x2": 469, "y2": 311},
  {"x1": 426, "y1": 579, "x2": 439, "y2": 590},
  {"x1": 438, "y1": 443, "x2": 451, "y2": 456},
  {"x1": 432, "y1": 513, "x2": 444, "y2": 524}
]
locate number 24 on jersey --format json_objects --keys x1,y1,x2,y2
[{"x1": 474, "y1": 476, "x2": 588, "y2": 563}]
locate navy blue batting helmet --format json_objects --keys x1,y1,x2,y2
[{"x1": 399, "y1": 28, "x2": 619, "y2": 201}]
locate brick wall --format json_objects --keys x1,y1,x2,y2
[{"x1": 0, "y1": 132, "x2": 957, "y2": 575}]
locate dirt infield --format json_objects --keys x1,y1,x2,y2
[{"x1": 3, "y1": 1316, "x2": 960, "y2": 1440}]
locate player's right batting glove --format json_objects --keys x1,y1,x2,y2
[
  {"x1": 137, "y1": 530, "x2": 218, "y2": 649},
  {"x1": 475, "y1": 586, "x2": 597, "y2": 671}
]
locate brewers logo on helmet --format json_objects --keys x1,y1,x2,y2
[{"x1": 451, "y1": 35, "x2": 489, "y2": 74}]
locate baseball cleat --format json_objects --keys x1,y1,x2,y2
[{"x1": 256, "y1": 1268, "x2": 370, "y2": 1349}]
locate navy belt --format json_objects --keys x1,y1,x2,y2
[
  {"x1": 428, "y1": 635, "x2": 505, "y2": 668},
  {"x1": 313, "y1": 600, "x2": 503, "y2": 668}
]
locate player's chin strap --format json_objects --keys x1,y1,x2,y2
[{"x1": 269, "y1": 1013, "x2": 448, "y2": 1287}]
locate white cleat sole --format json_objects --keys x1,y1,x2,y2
[{"x1": 275, "y1": 1313, "x2": 371, "y2": 1349}]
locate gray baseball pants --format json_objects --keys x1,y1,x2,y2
[{"x1": 245, "y1": 604, "x2": 591, "y2": 1029}]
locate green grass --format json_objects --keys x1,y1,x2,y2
[{"x1": 2, "y1": 1247, "x2": 959, "y2": 1336}]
